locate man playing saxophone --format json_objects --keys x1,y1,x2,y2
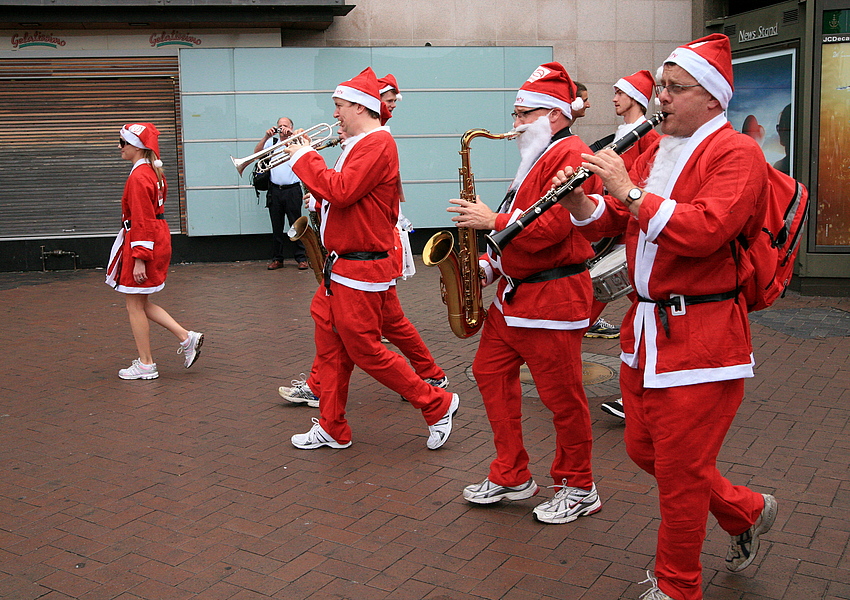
[{"x1": 447, "y1": 63, "x2": 603, "y2": 523}]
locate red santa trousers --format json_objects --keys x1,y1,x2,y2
[
  {"x1": 472, "y1": 306, "x2": 593, "y2": 489},
  {"x1": 620, "y1": 365, "x2": 764, "y2": 600},
  {"x1": 310, "y1": 282, "x2": 452, "y2": 444},
  {"x1": 381, "y1": 287, "x2": 444, "y2": 380},
  {"x1": 304, "y1": 286, "x2": 443, "y2": 396}
]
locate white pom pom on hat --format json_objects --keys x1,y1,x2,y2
[
  {"x1": 571, "y1": 96, "x2": 585, "y2": 112},
  {"x1": 153, "y1": 159, "x2": 163, "y2": 168}
]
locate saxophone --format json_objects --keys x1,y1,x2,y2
[
  {"x1": 288, "y1": 210, "x2": 326, "y2": 284},
  {"x1": 423, "y1": 128, "x2": 519, "y2": 339}
]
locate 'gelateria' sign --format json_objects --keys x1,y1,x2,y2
[
  {"x1": 739, "y1": 24, "x2": 779, "y2": 43},
  {"x1": 149, "y1": 31, "x2": 202, "y2": 48},
  {"x1": 11, "y1": 32, "x2": 67, "y2": 49}
]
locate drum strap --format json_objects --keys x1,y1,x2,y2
[
  {"x1": 637, "y1": 290, "x2": 738, "y2": 336},
  {"x1": 504, "y1": 263, "x2": 586, "y2": 304}
]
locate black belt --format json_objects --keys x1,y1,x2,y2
[
  {"x1": 504, "y1": 263, "x2": 586, "y2": 304},
  {"x1": 637, "y1": 290, "x2": 738, "y2": 336},
  {"x1": 270, "y1": 182, "x2": 301, "y2": 189},
  {"x1": 322, "y1": 251, "x2": 390, "y2": 295},
  {"x1": 123, "y1": 215, "x2": 165, "y2": 230}
]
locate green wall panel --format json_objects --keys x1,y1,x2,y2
[{"x1": 180, "y1": 46, "x2": 552, "y2": 236}]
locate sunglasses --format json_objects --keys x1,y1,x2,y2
[{"x1": 119, "y1": 138, "x2": 127, "y2": 147}]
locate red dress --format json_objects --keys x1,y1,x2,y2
[{"x1": 105, "y1": 160, "x2": 171, "y2": 294}]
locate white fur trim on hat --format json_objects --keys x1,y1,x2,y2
[
  {"x1": 334, "y1": 84, "x2": 382, "y2": 114},
  {"x1": 379, "y1": 85, "x2": 402, "y2": 101},
  {"x1": 120, "y1": 128, "x2": 146, "y2": 150},
  {"x1": 515, "y1": 89, "x2": 570, "y2": 118},
  {"x1": 664, "y1": 46, "x2": 733, "y2": 109},
  {"x1": 615, "y1": 78, "x2": 649, "y2": 109}
]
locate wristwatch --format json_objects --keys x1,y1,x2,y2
[{"x1": 626, "y1": 187, "x2": 643, "y2": 205}]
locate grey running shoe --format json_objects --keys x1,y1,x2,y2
[
  {"x1": 426, "y1": 393, "x2": 459, "y2": 450},
  {"x1": 726, "y1": 493, "x2": 778, "y2": 572},
  {"x1": 600, "y1": 398, "x2": 625, "y2": 419},
  {"x1": 463, "y1": 478, "x2": 539, "y2": 504},
  {"x1": 533, "y1": 481, "x2": 602, "y2": 524},
  {"x1": 291, "y1": 417, "x2": 351, "y2": 449},
  {"x1": 638, "y1": 572, "x2": 675, "y2": 600},
  {"x1": 279, "y1": 373, "x2": 319, "y2": 408},
  {"x1": 178, "y1": 331, "x2": 204, "y2": 368},
  {"x1": 584, "y1": 317, "x2": 620, "y2": 338},
  {"x1": 119, "y1": 359, "x2": 159, "y2": 380}
]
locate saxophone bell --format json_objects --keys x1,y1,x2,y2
[{"x1": 425, "y1": 127, "x2": 518, "y2": 339}]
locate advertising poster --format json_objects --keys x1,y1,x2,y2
[
  {"x1": 728, "y1": 50, "x2": 795, "y2": 176},
  {"x1": 818, "y1": 10, "x2": 850, "y2": 248}
]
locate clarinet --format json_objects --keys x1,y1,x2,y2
[{"x1": 485, "y1": 112, "x2": 665, "y2": 256}]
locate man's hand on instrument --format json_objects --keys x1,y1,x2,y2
[
  {"x1": 580, "y1": 149, "x2": 633, "y2": 201},
  {"x1": 283, "y1": 129, "x2": 310, "y2": 156},
  {"x1": 553, "y1": 167, "x2": 597, "y2": 221},
  {"x1": 448, "y1": 196, "x2": 496, "y2": 230}
]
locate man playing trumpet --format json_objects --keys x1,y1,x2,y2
[
  {"x1": 448, "y1": 62, "x2": 603, "y2": 524},
  {"x1": 283, "y1": 67, "x2": 459, "y2": 451}
]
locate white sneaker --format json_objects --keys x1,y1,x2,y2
[
  {"x1": 725, "y1": 493, "x2": 778, "y2": 572},
  {"x1": 178, "y1": 331, "x2": 204, "y2": 368},
  {"x1": 638, "y1": 571, "x2": 675, "y2": 600},
  {"x1": 119, "y1": 359, "x2": 159, "y2": 380},
  {"x1": 533, "y1": 481, "x2": 601, "y2": 524},
  {"x1": 291, "y1": 417, "x2": 351, "y2": 450},
  {"x1": 424, "y1": 375, "x2": 449, "y2": 388},
  {"x1": 463, "y1": 478, "x2": 539, "y2": 504},
  {"x1": 278, "y1": 373, "x2": 320, "y2": 408},
  {"x1": 426, "y1": 393, "x2": 459, "y2": 450}
]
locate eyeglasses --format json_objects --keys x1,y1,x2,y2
[
  {"x1": 654, "y1": 83, "x2": 702, "y2": 96},
  {"x1": 511, "y1": 107, "x2": 546, "y2": 119},
  {"x1": 118, "y1": 138, "x2": 127, "y2": 147}
]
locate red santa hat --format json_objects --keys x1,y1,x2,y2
[
  {"x1": 515, "y1": 62, "x2": 584, "y2": 120},
  {"x1": 377, "y1": 73, "x2": 402, "y2": 101},
  {"x1": 120, "y1": 122, "x2": 162, "y2": 167},
  {"x1": 333, "y1": 67, "x2": 383, "y2": 115},
  {"x1": 613, "y1": 70, "x2": 655, "y2": 110},
  {"x1": 663, "y1": 33, "x2": 734, "y2": 109}
]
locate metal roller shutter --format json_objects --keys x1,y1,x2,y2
[{"x1": 0, "y1": 56, "x2": 181, "y2": 240}]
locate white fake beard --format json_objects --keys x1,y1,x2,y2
[
  {"x1": 511, "y1": 114, "x2": 552, "y2": 187},
  {"x1": 644, "y1": 135, "x2": 689, "y2": 196}
]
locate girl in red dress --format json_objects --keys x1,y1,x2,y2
[{"x1": 106, "y1": 123, "x2": 203, "y2": 380}]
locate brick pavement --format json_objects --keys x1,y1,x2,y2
[{"x1": 0, "y1": 259, "x2": 848, "y2": 600}]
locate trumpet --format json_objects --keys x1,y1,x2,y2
[{"x1": 230, "y1": 121, "x2": 341, "y2": 176}]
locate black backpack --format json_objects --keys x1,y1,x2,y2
[{"x1": 250, "y1": 137, "x2": 275, "y2": 198}]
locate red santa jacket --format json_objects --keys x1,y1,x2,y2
[
  {"x1": 480, "y1": 131, "x2": 601, "y2": 329},
  {"x1": 291, "y1": 127, "x2": 400, "y2": 287},
  {"x1": 108, "y1": 160, "x2": 171, "y2": 293},
  {"x1": 574, "y1": 116, "x2": 768, "y2": 387}
]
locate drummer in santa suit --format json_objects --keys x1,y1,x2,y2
[
  {"x1": 590, "y1": 69, "x2": 662, "y2": 419},
  {"x1": 283, "y1": 67, "x2": 459, "y2": 451},
  {"x1": 556, "y1": 34, "x2": 777, "y2": 600},
  {"x1": 106, "y1": 122, "x2": 204, "y2": 380},
  {"x1": 448, "y1": 62, "x2": 604, "y2": 525}
]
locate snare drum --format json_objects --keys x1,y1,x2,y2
[{"x1": 589, "y1": 246, "x2": 631, "y2": 302}]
